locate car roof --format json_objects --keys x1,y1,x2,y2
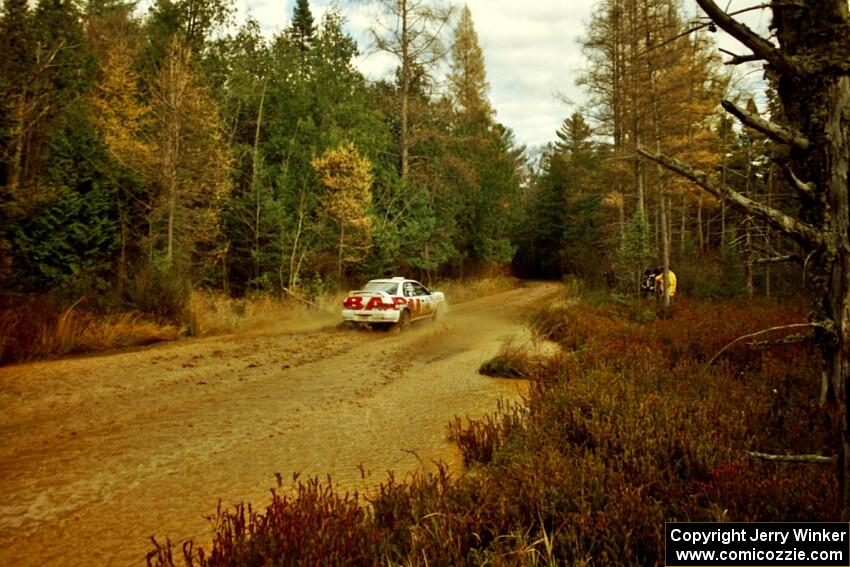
[{"x1": 369, "y1": 277, "x2": 414, "y2": 283}]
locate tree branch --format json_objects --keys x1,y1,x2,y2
[
  {"x1": 721, "y1": 100, "x2": 811, "y2": 150},
  {"x1": 696, "y1": 0, "x2": 798, "y2": 76},
  {"x1": 719, "y1": 48, "x2": 762, "y2": 65},
  {"x1": 708, "y1": 323, "x2": 822, "y2": 365},
  {"x1": 784, "y1": 165, "x2": 817, "y2": 198},
  {"x1": 636, "y1": 149, "x2": 822, "y2": 247},
  {"x1": 747, "y1": 451, "x2": 836, "y2": 464}
]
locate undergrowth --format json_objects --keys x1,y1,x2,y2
[{"x1": 148, "y1": 290, "x2": 834, "y2": 565}]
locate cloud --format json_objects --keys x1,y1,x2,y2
[
  {"x1": 141, "y1": 0, "x2": 772, "y2": 150},
  {"x1": 461, "y1": 0, "x2": 595, "y2": 148}
]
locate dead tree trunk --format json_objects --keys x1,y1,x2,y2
[{"x1": 640, "y1": 0, "x2": 850, "y2": 518}]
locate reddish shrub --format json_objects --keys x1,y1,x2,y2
[{"x1": 149, "y1": 294, "x2": 834, "y2": 566}]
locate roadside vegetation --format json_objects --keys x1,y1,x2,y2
[
  {"x1": 0, "y1": 275, "x2": 518, "y2": 365},
  {"x1": 148, "y1": 284, "x2": 833, "y2": 566}
]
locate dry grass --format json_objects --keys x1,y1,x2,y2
[
  {"x1": 0, "y1": 300, "x2": 178, "y2": 364},
  {"x1": 478, "y1": 339, "x2": 558, "y2": 379},
  {"x1": 187, "y1": 291, "x2": 342, "y2": 338},
  {"x1": 1, "y1": 277, "x2": 520, "y2": 365},
  {"x1": 44, "y1": 308, "x2": 179, "y2": 357},
  {"x1": 432, "y1": 276, "x2": 520, "y2": 305}
]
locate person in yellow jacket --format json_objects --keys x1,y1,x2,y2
[{"x1": 655, "y1": 267, "x2": 677, "y2": 298}]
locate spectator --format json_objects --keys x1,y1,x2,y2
[{"x1": 655, "y1": 267, "x2": 677, "y2": 298}]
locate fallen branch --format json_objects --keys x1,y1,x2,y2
[
  {"x1": 708, "y1": 323, "x2": 821, "y2": 365},
  {"x1": 747, "y1": 451, "x2": 836, "y2": 465},
  {"x1": 753, "y1": 255, "x2": 801, "y2": 265},
  {"x1": 280, "y1": 286, "x2": 320, "y2": 309},
  {"x1": 748, "y1": 333, "x2": 813, "y2": 348}
]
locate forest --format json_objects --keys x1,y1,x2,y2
[
  {"x1": 3, "y1": 0, "x2": 850, "y2": 564},
  {"x1": 0, "y1": 0, "x2": 803, "y2": 327}
]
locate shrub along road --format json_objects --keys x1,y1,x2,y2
[{"x1": 0, "y1": 281, "x2": 559, "y2": 566}]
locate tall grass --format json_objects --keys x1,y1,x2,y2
[
  {"x1": 0, "y1": 297, "x2": 178, "y2": 364},
  {"x1": 148, "y1": 289, "x2": 834, "y2": 566}
]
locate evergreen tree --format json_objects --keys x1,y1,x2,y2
[
  {"x1": 555, "y1": 112, "x2": 594, "y2": 156},
  {"x1": 288, "y1": 0, "x2": 316, "y2": 54},
  {"x1": 0, "y1": 0, "x2": 33, "y2": 282},
  {"x1": 619, "y1": 210, "x2": 653, "y2": 292},
  {"x1": 448, "y1": 4, "x2": 492, "y2": 123},
  {"x1": 11, "y1": 101, "x2": 121, "y2": 295}
]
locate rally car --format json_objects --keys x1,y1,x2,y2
[{"x1": 342, "y1": 277, "x2": 445, "y2": 329}]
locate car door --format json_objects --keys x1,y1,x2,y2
[
  {"x1": 402, "y1": 282, "x2": 421, "y2": 317},
  {"x1": 411, "y1": 282, "x2": 433, "y2": 318}
]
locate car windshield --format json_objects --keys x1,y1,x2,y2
[{"x1": 362, "y1": 281, "x2": 398, "y2": 294}]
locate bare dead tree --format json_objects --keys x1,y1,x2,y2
[
  {"x1": 364, "y1": 0, "x2": 453, "y2": 181},
  {"x1": 639, "y1": 0, "x2": 850, "y2": 517}
]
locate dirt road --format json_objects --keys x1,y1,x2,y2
[{"x1": 0, "y1": 282, "x2": 558, "y2": 565}]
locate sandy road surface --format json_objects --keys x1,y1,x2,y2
[{"x1": 0, "y1": 282, "x2": 559, "y2": 566}]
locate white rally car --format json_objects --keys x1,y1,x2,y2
[{"x1": 342, "y1": 277, "x2": 445, "y2": 329}]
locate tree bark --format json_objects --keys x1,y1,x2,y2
[
  {"x1": 823, "y1": 75, "x2": 850, "y2": 518},
  {"x1": 697, "y1": 196, "x2": 705, "y2": 254},
  {"x1": 338, "y1": 223, "x2": 345, "y2": 286},
  {"x1": 400, "y1": 0, "x2": 410, "y2": 181}
]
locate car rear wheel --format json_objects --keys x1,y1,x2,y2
[{"x1": 395, "y1": 309, "x2": 411, "y2": 331}]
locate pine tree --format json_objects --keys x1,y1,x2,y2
[
  {"x1": 288, "y1": 0, "x2": 315, "y2": 54},
  {"x1": 555, "y1": 112, "x2": 594, "y2": 156},
  {"x1": 448, "y1": 4, "x2": 492, "y2": 123}
]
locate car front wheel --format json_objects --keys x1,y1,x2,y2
[{"x1": 432, "y1": 302, "x2": 445, "y2": 321}]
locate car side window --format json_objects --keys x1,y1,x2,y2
[
  {"x1": 403, "y1": 283, "x2": 416, "y2": 297},
  {"x1": 412, "y1": 283, "x2": 429, "y2": 296}
]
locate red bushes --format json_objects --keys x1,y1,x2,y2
[
  {"x1": 149, "y1": 477, "x2": 377, "y2": 567},
  {"x1": 148, "y1": 293, "x2": 834, "y2": 566}
]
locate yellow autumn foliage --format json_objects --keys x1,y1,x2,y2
[{"x1": 311, "y1": 142, "x2": 375, "y2": 278}]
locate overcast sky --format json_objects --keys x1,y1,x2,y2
[{"x1": 199, "y1": 0, "x2": 771, "y2": 150}]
